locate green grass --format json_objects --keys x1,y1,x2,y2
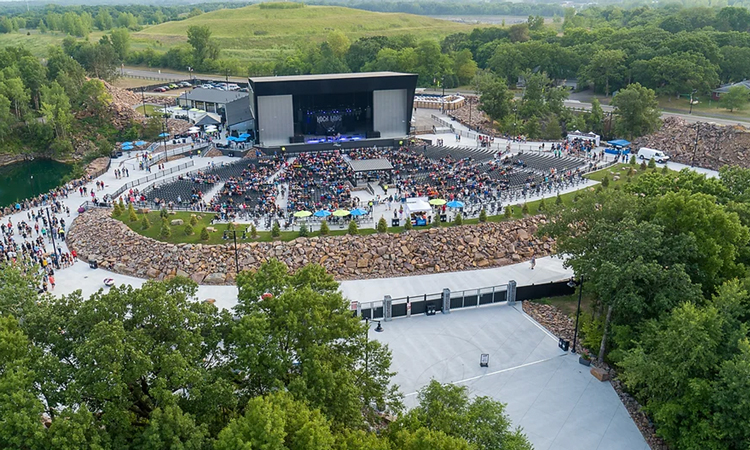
[{"x1": 536, "y1": 291, "x2": 597, "y2": 318}]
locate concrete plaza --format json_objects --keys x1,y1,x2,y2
[{"x1": 372, "y1": 304, "x2": 649, "y2": 450}]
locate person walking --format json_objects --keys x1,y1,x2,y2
[{"x1": 530, "y1": 254, "x2": 536, "y2": 270}]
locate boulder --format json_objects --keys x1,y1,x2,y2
[
  {"x1": 170, "y1": 219, "x2": 184, "y2": 226},
  {"x1": 203, "y1": 273, "x2": 226, "y2": 284},
  {"x1": 591, "y1": 367, "x2": 611, "y2": 382}
]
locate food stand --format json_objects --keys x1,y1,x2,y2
[{"x1": 404, "y1": 198, "x2": 433, "y2": 226}]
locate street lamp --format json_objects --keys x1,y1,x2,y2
[
  {"x1": 363, "y1": 317, "x2": 383, "y2": 376},
  {"x1": 567, "y1": 276, "x2": 584, "y2": 354},
  {"x1": 689, "y1": 89, "x2": 697, "y2": 115},
  {"x1": 222, "y1": 228, "x2": 243, "y2": 274}
]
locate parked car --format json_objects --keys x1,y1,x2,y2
[
  {"x1": 227, "y1": 83, "x2": 240, "y2": 91},
  {"x1": 637, "y1": 147, "x2": 669, "y2": 163},
  {"x1": 153, "y1": 86, "x2": 167, "y2": 92},
  {"x1": 178, "y1": 81, "x2": 192, "y2": 88},
  {"x1": 168, "y1": 83, "x2": 178, "y2": 89},
  {"x1": 200, "y1": 84, "x2": 214, "y2": 89},
  {"x1": 214, "y1": 83, "x2": 228, "y2": 90}
]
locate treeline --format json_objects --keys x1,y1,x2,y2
[
  {"x1": 307, "y1": 0, "x2": 565, "y2": 17},
  {"x1": 541, "y1": 165, "x2": 750, "y2": 449},
  {"x1": 0, "y1": 260, "x2": 534, "y2": 450}
]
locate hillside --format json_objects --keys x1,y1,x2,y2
[{"x1": 133, "y1": 4, "x2": 478, "y2": 60}]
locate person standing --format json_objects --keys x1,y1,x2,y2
[{"x1": 530, "y1": 255, "x2": 536, "y2": 270}]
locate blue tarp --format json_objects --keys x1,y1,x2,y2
[{"x1": 607, "y1": 139, "x2": 630, "y2": 147}]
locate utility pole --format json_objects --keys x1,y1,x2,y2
[{"x1": 141, "y1": 87, "x2": 147, "y2": 117}]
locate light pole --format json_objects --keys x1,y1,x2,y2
[
  {"x1": 223, "y1": 229, "x2": 241, "y2": 274},
  {"x1": 363, "y1": 317, "x2": 383, "y2": 378},
  {"x1": 692, "y1": 123, "x2": 699, "y2": 167},
  {"x1": 141, "y1": 87, "x2": 147, "y2": 117},
  {"x1": 689, "y1": 89, "x2": 697, "y2": 115},
  {"x1": 567, "y1": 276, "x2": 584, "y2": 354}
]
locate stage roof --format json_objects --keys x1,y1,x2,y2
[
  {"x1": 184, "y1": 88, "x2": 249, "y2": 104},
  {"x1": 249, "y1": 72, "x2": 414, "y2": 84},
  {"x1": 348, "y1": 159, "x2": 394, "y2": 172}
]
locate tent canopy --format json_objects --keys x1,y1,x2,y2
[
  {"x1": 607, "y1": 139, "x2": 630, "y2": 148},
  {"x1": 194, "y1": 112, "x2": 221, "y2": 127},
  {"x1": 405, "y1": 198, "x2": 432, "y2": 214}
]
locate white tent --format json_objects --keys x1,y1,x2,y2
[{"x1": 404, "y1": 198, "x2": 432, "y2": 215}]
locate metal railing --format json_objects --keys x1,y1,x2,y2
[
  {"x1": 111, "y1": 160, "x2": 195, "y2": 199},
  {"x1": 148, "y1": 144, "x2": 209, "y2": 166}
]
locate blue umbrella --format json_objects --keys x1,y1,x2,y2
[
  {"x1": 226, "y1": 136, "x2": 238, "y2": 141},
  {"x1": 135, "y1": 141, "x2": 146, "y2": 146},
  {"x1": 158, "y1": 132, "x2": 169, "y2": 137},
  {"x1": 239, "y1": 133, "x2": 251, "y2": 139},
  {"x1": 121, "y1": 141, "x2": 133, "y2": 146},
  {"x1": 122, "y1": 146, "x2": 133, "y2": 151},
  {"x1": 313, "y1": 210, "x2": 332, "y2": 217},
  {"x1": 349, "y1": 208, "x2": 367, "y2": 216},
  {"x1": 447, "y1": 200, "x2": 465, "y2": 208}
]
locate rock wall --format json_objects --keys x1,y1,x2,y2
[
  {"x1": 67, "y1": 209, "x2": 554, "y2": 284},
  {"x1": 634, "y1": 116, "x2": 750, "y2": 171}
]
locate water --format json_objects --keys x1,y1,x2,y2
[{"x1": 0, "y1": 159, "x2": 74, "y2": 208}]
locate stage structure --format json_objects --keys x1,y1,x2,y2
[{"x1": 248, "y1": 72, "x2": 418, "y2": 149}]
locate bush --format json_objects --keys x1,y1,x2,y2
[
  {"x1": 377, "y1": 217, "x2": 388, "y2": 233},
  {"x1": 112, "y1": 203, "x2": 122, "y2": 217},
  {"x1": 556, "y1": 193, "x2": 563, "y2": 205},
  {"x1": 648, "y1": 157, "x2": 656, "y2": 169},
  {"x1": 630, "y1": 155, "x2": 636, "y2": 165},
  {"x1": 639, "y1": 161, "x2": 647, "y2": 171},
  {"x1": 478, "y1": 208, "x2": 487, "y2": 222},
  {"x1": 159, "y1": 218, "x2": 171, "y2": 239},
  {"x1": 601, "y1": 176, "x2": 610, "y2": 188},
  {"x1": 538, "y1": 197, "x2": 547, "y2": 211},
  {"x1": 128, "y1": 204, "x2": 138, "y2": 222},
  {"x1": 348, "y1": 219, "x2": 359, "y2": 235},
  {"x1": 226, "y1": 222, "x2": 235, "y2": 231},
  {"x1": 661, "y1": 164, "x2": 669, "y2": 174},
  {"x1": 140, "y1": 215, "x2": 151, "y2": 230},
  {"x1": 521, "y1": 203, "x2": 529, "y2": 215},
  {"x1": 118, "y1": 198, "x2": 125, "y2": 210},
  {"x1": 404, "y1": 218, "x2": 413, "y2": 230},
  {"x1": 453, "y1": 213, "x2": 463, "y2": 226},
  {"x1": 200, "y1": 227, "x2": 209, "y2": 241},
  {"x1": 160, "y1": 208, "x2": 169, "y2": 219},
  {"x1": 504, "y1": 205, "x2": 513, "y2": 219},
  {"x1": 250, "y1": 223, "x2": 258, "y2": 238},
  {"x1": 184, "y1": 224, "x2": 194, "y2": 236},
  {"x1": 189, "y1": 215, "x2": 198, "y2": 226},
  {"x1": 298, "y1": 224, "x2": 309, "y2": 237},
  {"x1": 271, "y1": 221, "x2": 281, "y2": 238},
  {"x1": 573, "y1": 193, "x2": 581, "y2": 202},
  {"x1": 319, "y1": 220, "x2": 330, "y2": 236}
]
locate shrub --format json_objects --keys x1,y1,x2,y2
[
  {"x1": 226, "y1": 222, "x2": 235, "y2": 231},
  {"x1": 319, "y1": 220, "x2": 330, "y2": 236},
  {"x1": 478, "y1": 208, "x2": 487, "y2": 222},
  {"x1": 404, "y1": 218, "x2": 413, "y2": 230},
  {"x1": 140, "y1": 215, "x2": 151, "y2": 230},
  {"x1": 538, "y1": 197, "x2": 547, "y2": 211},
  {"x1": 453, "y1": 213, "x2": 463, "y2": 226},
  {"x1": 573, "y1": 193, "x2": 581, "y2": 203},
  {"x1": 250, "y1": 223, "x2": 258, "y2": 238},
  {"x1": 348, "y1": 219, "x2": 359, "y2": 235},
  {"x1": 648, "y1": 157, "x2": 656, "y2": 169},
  {"x1": 184, "y1": 224, "x2": 194, "y2": 236},
  {"x1": 601, "y1": 176, "x2": 610, "y2": 188},
  {"x1": 556, "y1": 193, "x2": 563, "y2": 205},
  {"x1": 630, "y1": 155, "x2": 636, "y2": 165},
  {"x1": 112, "y1": 202, "x2": 121, "y2": 217},
  {"x1": 627, "y1": 167, "x2": 636, "y2": 177},
  {"x1": 160, "y1": 208, "x2": 168, "y2": 219},
  {"x1": 200, "y1": 227, "x2": 210, "y2": 241},
  {"x1": 521, "y1": 203, "x2": 529, "y2": 215},
  {"x1": 661, "y1": 164, "x2": 669, "y2": 174},
  {"x1": 298, "y1": 224, "x2": 309, "y2": 237},
  {"x1": 128, "y1": 204, "x2": 138, "y2": 222},
  {"x1": 639, "y1": 161, "x2": 647, "y2": 171},
  {"x1": 271, "y1": 221, "x2": 281, "y2": 238},
  {"x1": 118, "y1": 198, "x2": 125, "y2": 210},
  {"x1": 160, "y1": 218, "x2": 171, "y2": 238},
  {"x1": 504, "y1": 205, "x2": 513, "y2": 218},
  {"x1": 189, "y1": 215, "x2": 198, "y2": 226},
  {"x1": 377, "y1": 217, "x2": 388, "y2": 233}
]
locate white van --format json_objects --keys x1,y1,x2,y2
[{"x1": 637, "y1": 147, "x2": 669, "y2": 163}]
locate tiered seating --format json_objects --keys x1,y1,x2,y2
[
  {"x1": 514, "y1": 153, "x2": 585, "y2": 173},
  {"x1": 416, "y1": 145, "x2": 495, "y2": 163}
]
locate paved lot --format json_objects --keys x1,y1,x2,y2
[{"x1": 372, "y1": 304, "x2": 649, "y2": 450}]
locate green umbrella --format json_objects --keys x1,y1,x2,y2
[
  {"x1": 293, "y1": 210, "x2": 312, "y2": 218},
  {"x1": 429, "y1": 198, "x2": 447, "y2": 206},
  {"x1": 332, "y1": 209, "x2": 350, "y2": 217}
]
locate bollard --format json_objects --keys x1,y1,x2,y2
[
  {"x1": 442, "y1": 288, "x2": 451, "y2": 314},
  {"x1": 507, "y1": 280, "x2": 517, "y2": 305},
  {"x1": 383, "y1": 295, "x2": 392, "y2": 322}
]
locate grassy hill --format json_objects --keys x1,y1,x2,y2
[{"x1": 133, "y1": 3, "x2": 479, "y2": 62}]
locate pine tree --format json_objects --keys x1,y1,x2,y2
[
  {"x1": 648, "y1": 157, "x2": 656, "y2": 169},
  {"x1": 184, "y1": 224, "x2": 194, "y2": 236},
  {"x1": 250, "y1": 223, "x2": 258, "y2": 238},
  {"x1": 661, "y1": 164, "x2": 668, "y2": 174},
  {"x1": 271, "y1": 221, "x2": 281, "y2": 238},
  {"x1": 189, "y1": 215, "x2": 198, "y2": 226},
  {"x1": 522, "y1": 203, "x2": 529, "y2": 215},
  {"x1": 538, "y1": 197, "x2": 547, "y2": 211},
  {"x1": 453, "y1": 213, "x2": 463, "y2": 226},
  {"x1": 478, "y1": 208, "x2": 488, "y2": 222},
  {"x1": 298, "y1": 224, "x2": 309, "y2": 237},
  {"x1": 319, "y1": 220, "x2": 330, "y2": 236},
  {"x1": 128, "y1": 203, "x2": 138, "y2": 222},
  {"x1": 200, "y1": 226, "x2": 210, "y2": 241},
  {"x1": 140, "y1": 215, "x2": 151, "y2": 230},
  {"x1": 640, "y1": 161, "x2": 648, "y2": 171},
  {"x1": 160, "y1": 208, "x2": 168, "y2": 219},
  {"x1": 404, "y1": 218, "x2": 413, "y2": 230},
  {"x1": 630, "y1": 155, "x2": 636, "y2": 165},
  {"x1": 160, "y1": 218, "x2": 171, "y2": 239},
  {"x1": 504, "y1": 205, "x2": 513, "y2": 219},
  {"x1": 377, "y1": 217, "x2": 388, "y2": 233},
  {"x1": 556, "y1": 193, "x2": 563, "y2": 205},
  {"x1": 601, "y1": 176, "x2": 610, "y2": 188},
  {"x1": 348, "y1": 219, "x2": 359, "y2": 235},
  {"x1": 112, "y1": 202, "x2": 122, "y2": 217}
]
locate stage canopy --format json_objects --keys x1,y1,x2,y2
[{"x1": 347, "y1": 159, "x2": 394, "y2": 172}]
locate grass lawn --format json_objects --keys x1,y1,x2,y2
[{"x1": 536, "y1": 291, "x2": 597, "y2": 318}]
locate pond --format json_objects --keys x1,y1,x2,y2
[{"x1": 0, "y1": 159, "x2": 74, "y2": 208}]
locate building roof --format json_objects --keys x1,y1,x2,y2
[
  {"x1": 225, "y1": 97, "x2": 253, "y2": 126},
  {"x1": 184, "y1": 88, "x2": 249, "y2": 104},
  {"x1": 347, "y1": 159, "x2": 394, "y2": 172},
  {"x1": 194, "y1": 112, "x2": 221, "y2": 127},
  {"x1": 249, "y1": 72, "x2": 414, "y2": 84},
  {"x1": 713, "y1": 80, "x2": 750, "y2": 93}
]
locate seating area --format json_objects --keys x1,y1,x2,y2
[{"x1": 415, "y1": 145, "x2": 496, "y2": 163}]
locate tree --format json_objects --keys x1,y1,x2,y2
[
  {"x1": 128, "y1": 203, "x2": 138, "y2": 222},
  {"x1": 453, "y1": 213, "x2": 463, "y2": 225},
  {"x1": 298, "y1": 223, "x2": 309, "y2": 237},
  {"x1": 580, "y1": 49, "x2": 626, "y2": 97},
  {"x1": 348, "y1": 219, "x2": 359, "y2": 235},
  {"x1": 478, "y1": 208, "x2": 487, "y2": 222},
  {"x1": 187, "y1": 25, "x2": 219, "y2": 68},
  {"x1": 200, "y1": 226, "x2": 209, "y2": 241},
  {"x1": 1, "y1": 77, "x2": 30, "y2": 119},
  {"x1": 271, "y1": 221, "x2": 281, "y2": 238},
  {"x1": 189, "y1": 215, "x2": 198, "y2": 226},
  {"x1": 184, "y1": 224, "x2": 194, "y2": 236},
  {"x1": 610, "y1": 83, "x2": 661, "y2": 139},
  {"x1": 319, "y1": 220, "x2": 330, "y2": 236},
  {"x1": 160, "y1": 217, "x2": 172, "y2": 238},
  {"x1": 477, "y1": 77, "x2": 513, "y2": 124},
  {"x1": 586, "y1": 98, "x2": 605, "y2": 135},
  {"x1": 140, "y1": 215, "x2": 151, "y2": 230},
  {"x1": 720, "y1": 85, "x2": 749, "y2": 112},
  {"x1": 377, "y1": 217, "x2": 388, "y2": 233},
  {"x1": 18, "y1": 56, "x2": 46, "y2": 110},
  {"x1": 109, "y1": 28, "x2": 130, "y2": 62},
  {"x1": 404, "y1": 218, "x2": 413, "y2": 230}
]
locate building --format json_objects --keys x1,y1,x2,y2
[
  {"x1": 248, "y1": 72, "x2": 418, "y2": 149},
  {"x1": 712, "y1": 80, "x2": 750, "y2": 100},
  {"x1": 177, "y1": 88, "x2": 253, "y2": 132}
]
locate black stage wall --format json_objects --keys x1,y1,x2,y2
[{"x1": 249, "y1": 72, "x2": 418, "y2": 147}]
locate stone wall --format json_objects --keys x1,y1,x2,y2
[{"x1": 67, "y1": 209, "x2": 554, "y2": 284}]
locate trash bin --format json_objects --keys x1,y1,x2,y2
[
  {"x1": 558, "y1": 338, "x2": 570, "y2": 352},
  {"x1": 426, "y1": 303, "x2": 436, "y2": 316},
  {"x1": 89, "y1": 259, "x2": 98, "y2": 269}
]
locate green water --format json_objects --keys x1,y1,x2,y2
[{"x1": 0, "y1": 159, "x2": 74, "y2": 208}]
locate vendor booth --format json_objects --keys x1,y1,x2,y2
[
  {"x1": 606, "y1": 139, "x2": 631, "y2": 155},
  {"x1": 404, "y1": 198, "x2": 432, "y2": 226}
]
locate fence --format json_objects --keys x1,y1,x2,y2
[
  {"x1": 88, "y1": 158, "x2": 112, "y2": 180},
  {"x1": 111, "y1": 160, "x2": 195, "y2": 199},
  {"x1": 149, "y1": 144, "x2": 209, "y2": 167},
  {"x1": 355, "y1": 279, "x2": 574, "y2": 321}
]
